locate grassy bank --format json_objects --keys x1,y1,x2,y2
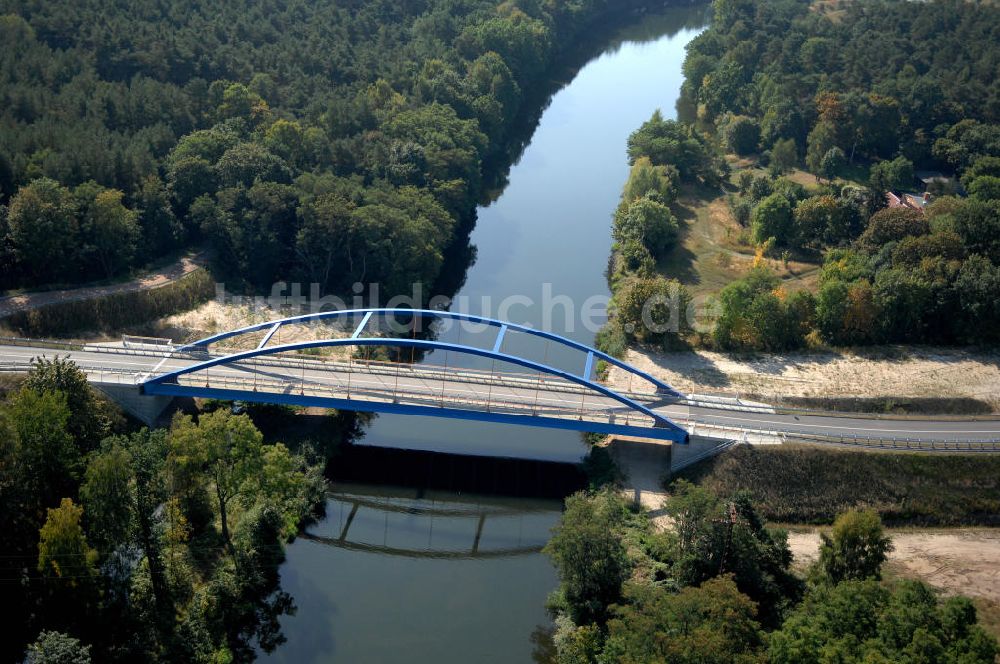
[
  {"x1": 762, "y1": 394, "x2": 995, "y2": 416},
  {"x1": 658, "y1": 180, "x2": 821, "y2": 298},
  {"x1": 678, "y1": 444, "x2": 1000, "y2": 526},
  {"x1": 1, "y1": 268, "x2": 215, "y2": 337}
]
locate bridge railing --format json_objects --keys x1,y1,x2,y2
[
  {"x1": 161, "y1": 366, "x2": 1000, "y2": 451},
  {"x1": 683, "y1": 418, "x2": 1000, "y2": 453},
  {"x1": 0, "y1": 360, "x2": 142, "y2": 385},
  {"x1": 2, "y1": 338, "x2": 999, "y2": 452},
  {"x1": 165, "y1": 368, "x2": 658, "y2": 429},
  {"x1": 0, "y1": 336, "x2": 87, "y2": 352}
]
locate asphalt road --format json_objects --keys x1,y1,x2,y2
[{"x1": 2, "y1": 341, "x2": 999, "y2": 447}]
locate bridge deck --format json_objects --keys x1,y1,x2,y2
[{"x1": 3, "y1": 339, "x2": 1000, "y2": 451}]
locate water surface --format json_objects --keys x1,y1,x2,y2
[
  {"x1": 361, "y1": 4, "x2": 710, "y2": 463},
  {"x1": 263, "y1": 7, "x2": 709, "y2": 662}
]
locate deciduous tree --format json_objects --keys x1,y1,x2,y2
[
  {"x1": 543, "y1": 490, "x2": 630, "y2": 626},
  {"x1": 6, "y1": 178, "x2": 77, "y2": 283},
  {"x1": 603, "y1": 576, "x2": 764, "y2": 664},
  {"x1": 818, "y1": 509, "x2": 892, "y2": 583},
  {"x1": 751, "y1": 192, "x2": 793, "y2": 245},
  {"x1": 169, "y1": 411, "x2": 265, "y2": 550}
]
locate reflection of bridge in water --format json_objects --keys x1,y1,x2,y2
[{"x1": 304, "y1": 485, "x2": 557, "y2": 560}]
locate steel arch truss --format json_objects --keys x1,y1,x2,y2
[{"x1": 143, "y1": 308, "x2": 688, "y2": 442}]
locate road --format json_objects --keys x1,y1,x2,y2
[{"x1": 1, "y1": 340, "x2": 999, "y2": 450}]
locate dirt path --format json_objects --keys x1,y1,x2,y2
[
  {"x1": 787, "y1": 529, "x2": 1000, "y2": 602},
  {"x1": 0, "y1": 251, "x2": 208, "y2": 318}
]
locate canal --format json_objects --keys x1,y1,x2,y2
[{"x1": 262, "y1": 5, "x2": 709, "y2": 662}]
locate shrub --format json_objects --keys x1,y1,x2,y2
[
  {"x1": 616, "y1": 275, "x2": 692, "y2": 346},
  {"x1": 3, "y1": 269, "x2": 215, "y2": 336},
  {"x1": 713, "y1": 268, "x2": 814, "y2": 351},
  {"x1": 857, "y1": 207, "x2": 929, "y2": 251},
  {"x1": 680, "y1": 445, "x2": 1000, "y2": 526},
  {"x1": 721, "y1": 114, "x2": 761, "y2": 156},
  {"x1": 750, "y1": 193, "x2": 794, "y2": 245},
  {"x1": 613, "y1": 195, "x2": 679, "y2": 258}
]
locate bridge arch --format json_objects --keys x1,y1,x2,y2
[
  {"x1": 146, "y1": 309, "x2": 688, "y2": 442},
  {"x1": 177, "y1": 308, "x2": 682, "y2": 397}
]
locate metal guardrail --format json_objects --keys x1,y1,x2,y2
[
  {"x1": 122, "y1": 334, "x2": 172, "y2": 347},
  {"x1": 683, "y1": 418, "x2": 1000, "y2": 452},
  {"x1": 2, "y1": 340, "x2": 1000, "y2": 452},
  {"x1": 0, "y1": 336, "x2": 177, "y2": 359},
  {"x1": 0, "y1": 337, "x2": 87, "y2": 352},
  {"x1": 169, "y1": 371, "x2": 655, "y2": 429},
  {"x1": 168, "y1": 371, "x2": 1000, "y2": 451}
]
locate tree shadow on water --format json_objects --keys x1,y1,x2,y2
[{"x1": 530, "y1": 624, "x2": 558, "y2": 664}]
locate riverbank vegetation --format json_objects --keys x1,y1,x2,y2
[
  {"x1": 544, "y1": 486, "x2": 999, "y2": 663},
  {"x1": 0, "y1": 358, "x2": 327, "y2": 661},
  {"x1": 2, "y1": 267, "x2": 215, "y2": 337},
  {"x1": 0, "y1": 0, "x2": 654, "y2": 298},
  {"x1": 679, "y1": 444, "x2": 1000, "y2": 526},
  {"x1": 604, "y1": 0, "x2": 1000, "y2": 354}
]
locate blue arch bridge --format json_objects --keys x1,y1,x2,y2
[{"x1": 138, "y1": 308, "x2": 691, "y2": 443}]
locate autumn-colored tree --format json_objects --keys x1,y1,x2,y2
[{"x1": 38, "y1": 498, "x2": 98, "y2": 586}]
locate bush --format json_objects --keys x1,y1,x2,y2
[
  {"x1": 815, "y1": 278, "x2": 878, "y2": 345},
  {"x1": 769, "y1": 138, "x2": 797, "y2": 175},
  {"x1": 869, "y1": 156, "x2": 914, "y2": 192},
  {"x1": 721, "y1": 114, "x2": 761, "y2": 156},
  {"x1": 750, "y1": 193, "x2": 794, "y2": 245},
  {"x1": 818, "y1": 509, "x2": 892, "y2": 583},
  {"x1": 3, "y1": 269, "x2": 214, "y2": 336},
  {"x1": 712, "y1": 268, "x2": 814, "y2": 351},
  {"x1": 730, "y1": 196, "x2": 753, "y2": 226},
  {"x1": 820, "y1": 146, "x2": 845, "y2": 180},
  {"x1": 594, "y1": 322, "x2": 627, "y2": 359},
  {"x1": 613, "y1": 195, "x2": 679, "y2": 258},
  {"x1": 622, "y1": 157, "x2": 678, "y2": 205},
  {"x1": 679, "y1": 445, "x2": 1000, "y2": 526},
  {"x1": 616, "y1": 275, "x2": 692, "y2": 347},
  {"x1": 769, "y1": 579, "x2": 998, "y2": 664}
]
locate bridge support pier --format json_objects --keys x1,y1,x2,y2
[
  {"x1": 95, "y1": 384, "x2": 175, "y2": 426},
  {"x1": 603, "y1": 436, "x2": 673, "y2": 512}
]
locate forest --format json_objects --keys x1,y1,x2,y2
[
  {"x1": 605, "y1": 0, "x2": 1000, "y2": 350},
  {"x1": 0, "y1": 358, "x2": 331, "y2": 661},
  {"x1": 544, "y1": 486, "x2": 999, "y2": 663},
  {"x1": 0, "y1": 0, "x2": 649, "y2": 295},
  {"x1": 0, "y1": 1, "x2": 683, "y2": 661}
]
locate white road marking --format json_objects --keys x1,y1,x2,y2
[{"x1": 2, "y1": 344, "x2": 999, "y2": 442}]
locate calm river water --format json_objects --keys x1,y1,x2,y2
[{"x1": 262, "y1": 6, "x2": 709, "y2": 662}]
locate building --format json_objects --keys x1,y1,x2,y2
[{"x1": 886, "y1": 190, "x2": 931, "y2": 211}]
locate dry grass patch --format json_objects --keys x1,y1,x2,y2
[
  {"x1": 787, "y1": 527, "x2": 1000, "y2": 641},
  {"x1": 152, "y1": 300, "x2": 355, "y2": 359},
  {"x1": 609, "y1": 345, "x2": 1000, "y2": 411},
  {"x1": 661, "y1": 184, "x2": 820, "y2": 297},
  {"x1": 676, "y1": 444, "x2": 1000, "y2": 526}
]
